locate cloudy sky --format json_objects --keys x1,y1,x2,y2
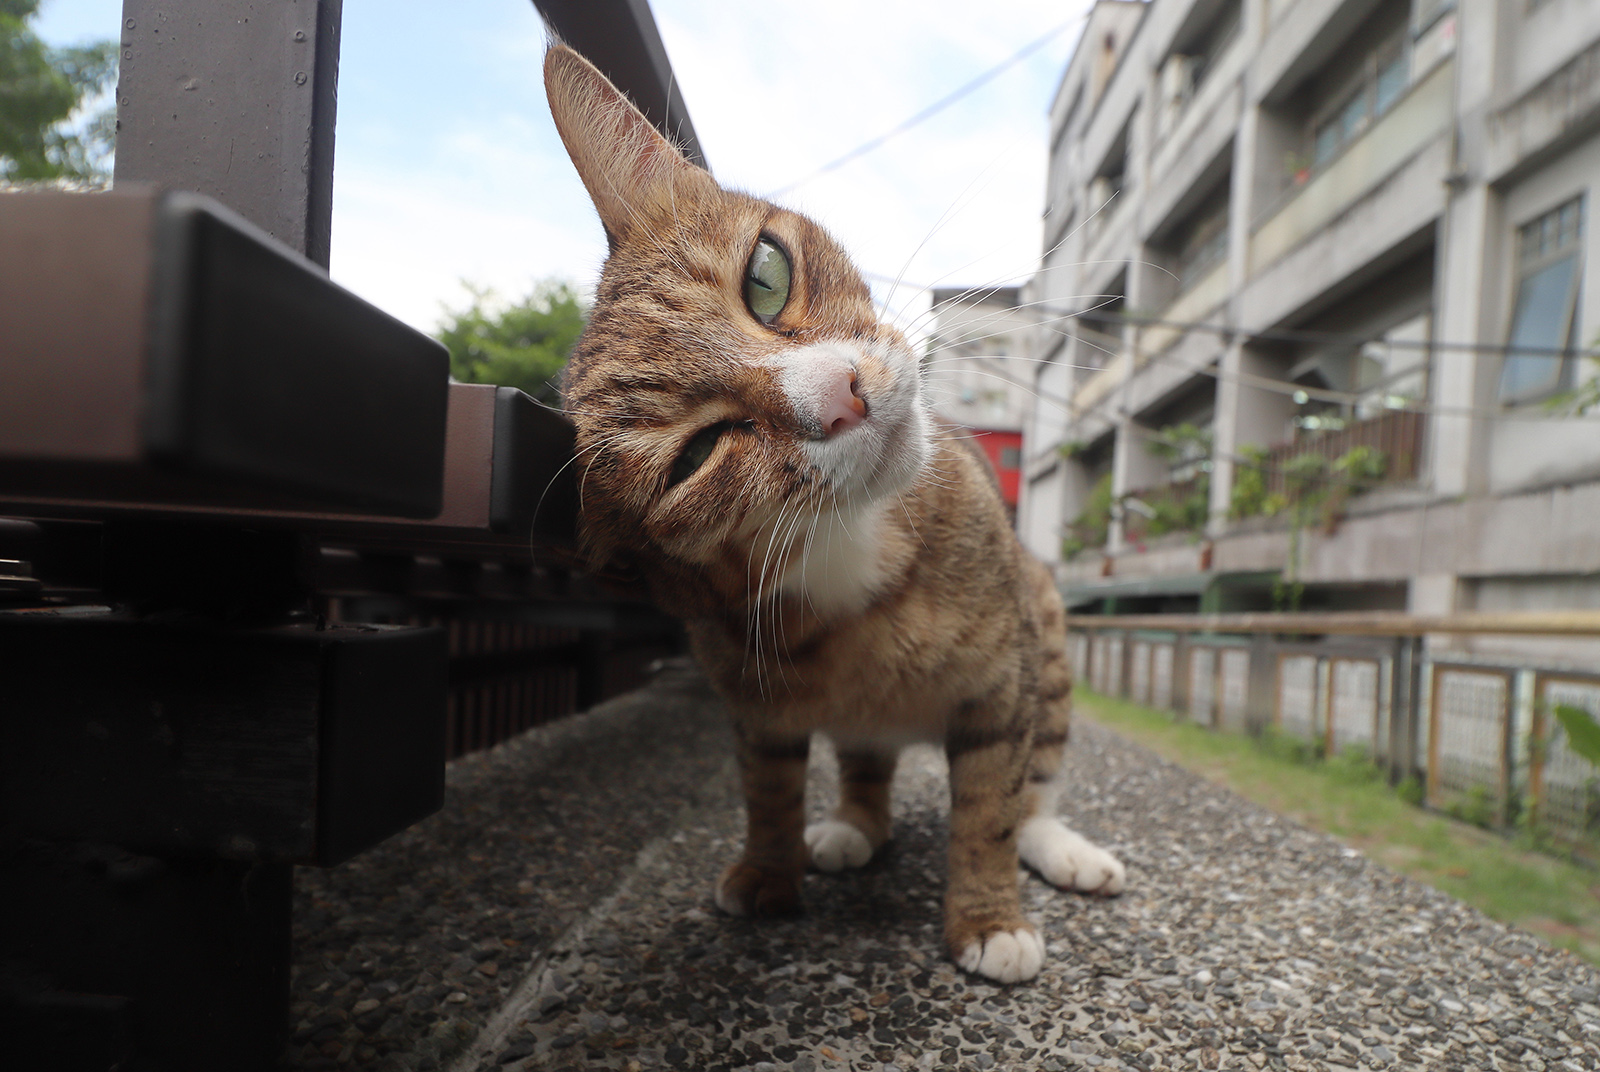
[{"x1": 36, "y1": 0, "x2": 1091, "y2": 338}]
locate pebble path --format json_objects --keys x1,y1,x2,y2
[{"x1": 286, "y1": 661, "x2": 1600, "y2": 1071}]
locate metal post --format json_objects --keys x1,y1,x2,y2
[
  {"x1": 1385, "y1": 635, "x2": 1426, "y2": 785},
  {"x1": 115, "y1": 0, "x2": 344, "y2": 267},
  {"x1": 1246, "y1": 631, "x2": 1276, "y2": 734},
  {"x1": 1386, "y1": 638, "x2": 1407, "y2": 784},
  {"x1": 1171, "y1": 631, "x2": 1191, "y2": 716}
]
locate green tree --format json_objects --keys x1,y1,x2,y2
[
  {"x1": 0, "y1": 1, "x2": 118, "y2": 182},
  {"x1": 436, "y1": 281, "x2": 588, "y2": 407}
]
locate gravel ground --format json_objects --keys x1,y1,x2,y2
[{"x1": 287, "y1": 661, "x2": 1600, "y2": 1072}]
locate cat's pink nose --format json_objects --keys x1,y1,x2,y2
[{"x1": 821, "y1": 371, "x2": 867, "y2": 437}]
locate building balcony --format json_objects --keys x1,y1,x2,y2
[
  {"x1": 1123, "y1": 472, "x2": 1210, "y2": 544},
  {"x1": 1253, "y1": 408, "x2": 1426, "y2": 503},
  {"x1": 1144, "y1": 67, "x2": 1241, "y2": 238},
  {"x1": 1137, "y1": 260, "x2": 1230, "y2": 360},
  {"x1": 1249, "y1": 58, "x2": 1453, "y2": 280}
]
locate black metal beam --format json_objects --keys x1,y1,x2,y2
[{"x1": 114, "y1": 0, "x2": 345, "y2": 267}]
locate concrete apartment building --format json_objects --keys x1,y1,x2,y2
[{"x1": 1018, "y1": 0, "x2": 1600, "y2": 656}]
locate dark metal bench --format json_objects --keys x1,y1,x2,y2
[{"x1": 0, "y1": 2, "x2": 699, "y2": 1066}]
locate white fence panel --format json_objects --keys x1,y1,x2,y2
[{"x1": 1278, "y1": 655, "x2": 1319, "y2": 743}]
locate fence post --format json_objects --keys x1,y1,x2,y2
[
  {"x1": 1172, "y1": 631, "x2": 1191, "y2": 716},
  {"x1": 1247, "y1": 632, "x2": 1276, "y2": 734},
  {"x1": 1386, "y1": 635, "x2": 1425, "y2": 785}
]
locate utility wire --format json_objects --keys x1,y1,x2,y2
[
  {"x1": 924, "y1": 329, "x2": 1600, "y2": 431},
  {"x1": 1066, "y1": 307, "x2": 1600, "y2": 360},
  {"x1": 897, "y1": 278, "x2": 1600, "y2": 421},
  {"x1": 765, "y1": 18, "x2": 1085, "y2": 200},
  {"x1": 878, "y1": 274, "x2": 1600, "y2": 360}
]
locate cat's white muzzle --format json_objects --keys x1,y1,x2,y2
[{"x1": 768, "y1": 339, "x2": 929, "y2": 506}]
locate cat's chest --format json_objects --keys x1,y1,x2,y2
[{"x1": 772, "y1": 502, "x2": 892, "y2": 618}]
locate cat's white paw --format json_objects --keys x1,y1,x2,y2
[
  {"x1": 957, "y1": 927, "x2": 1045, "y2": 984},
  {"x1": 1018, "y1": 817, "x2": 1126, "y2": 894},
  {"x1": 804, "y1": 819, "x2": 874, "y2": 871}
]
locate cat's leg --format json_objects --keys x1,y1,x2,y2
[
  {"x1": 715, "y1": 731, "x2": 810, "y2": 917},
  {"x1": 1016, "y1": 759, "x2": 1126, "y2": 895},
  {"x1": 944, "y1": 723, "x2": 1043, "y2": 984},
  {"x1": 1015, "y1": 569, "x2": 1125, "y2": 895},
  {"x1": 805, "y1": 746, "x2": 896, "y2": 871}
]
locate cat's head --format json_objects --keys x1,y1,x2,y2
[{"x1": 544, "y1": 45, "x2": 929, "y2": 605}]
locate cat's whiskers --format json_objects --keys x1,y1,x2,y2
[
  {"x1": 747, "y1": 495, "x2": 800, "y2": 698},
  {"x1": 894, "y1": 271, "x2": 1134, "y2": 347},
  {"x1": 876, "y1": 128, "x2": 1036, "y2": 328},
  {"x1": 894, "y1": 490, "x2": 929, "y2": 552},
  {"x1": 909, "y1": 285, "x2": 1135, "y2": 346},
  {"x1": 772, "y1": 502, "x2": 818, "y2": 690},
  {"x1": 878, "y1": 135, "x2": 1036, "y2": 327},
  {"x1": 884, "y1": 174, "x2": 1155, "y2": 333},
  {"x1": 886, "y1": 212, "x2": 1177, "y2": 349},
  {"x1": 528, "y1": 427, "x2": 632, "y2": 547},
  {"x1": 924, "y1": 366, "x2": 1086, "y2": 423},
  {"x1": 570, "y1": 428, "x2": 636, "y2": 517}
]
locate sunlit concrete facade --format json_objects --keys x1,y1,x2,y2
[{"x1": 1020, "y1": 0, "x2": 1600, "y2": 644}]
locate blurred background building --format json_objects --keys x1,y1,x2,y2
[
  {"x1": 923, "y1": 286, "x2": 1033, "y2": 522},
  {"x1": 1016, "y1": 0, "x2": 1600, "y2": 643}
]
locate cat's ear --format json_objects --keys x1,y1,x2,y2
[{"x1": 544, "y1": 43, "x2": 713, "y2": 242}]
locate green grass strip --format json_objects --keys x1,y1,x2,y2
[{"x1": 1077, "y1": 687, "x2": 1600, "y2": 966}]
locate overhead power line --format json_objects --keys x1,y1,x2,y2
[
  {"x1": 765, "y1": 18, "x2": 1086, "y2": 200},
  {"x1": 1065, "y1": 307, "x2": 1600, "y2": 360},
  {"x1": 876, "y1": 274, "x2": 1600, "y2": 361}
]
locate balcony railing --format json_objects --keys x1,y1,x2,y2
[{"x1": 1260, "y1": 408, "x2": 1424, "y2": 500}]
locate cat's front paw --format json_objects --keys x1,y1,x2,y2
[
  {"x1": 952, "y1": 925, "x2": 1045, "y2": 984},
  {"x1": 804, "y1": 819, "x2": 874, "y2": 871},
  {"x1": 1017, "y1": 817, "x2": 1126, "y2": 895},
  {"x1": 714, "y1": 861, "x2": 803, "y2": 917}
]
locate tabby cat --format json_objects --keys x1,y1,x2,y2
[{"x1": 544, "y1": 44, "x2": 1125, "y2": 983}]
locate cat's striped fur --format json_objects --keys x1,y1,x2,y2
[{"x1": 545, "y1": 44, "x2": 1124, "y2": 983}]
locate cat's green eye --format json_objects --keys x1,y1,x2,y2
[
  {"x1": 744, "y1": 238, "x2": 792, "y2": 325},
  {"x1": 669, "y1": 421, "x2": 732, "y2": 487}
]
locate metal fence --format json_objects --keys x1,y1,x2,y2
[{"x1": 1068, "y1": 611, "x2": 1600, "y2": 847}]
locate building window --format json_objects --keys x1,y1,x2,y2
[
  {"x1": 1310, "y1": 38, "x2": 1409, "y2": 170},
  {"x1": 1499, "y1": 197, "x2": 1585, "y2": 404},
  {"x1": 1000, "y1": 447, "x2": 1022, "y2": 470}
]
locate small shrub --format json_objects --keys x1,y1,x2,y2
[
  {"x1": 1326, "y1": 744, "x2": 1383, "y2": 785},
  {"x1": 1229, "y1": 445, "x2": 1275, "y2": 520},
  {"x1": 1448, "y1": 785, "x2": 1501, "y2": 830},
  {"x1": 1255, "y1": 725, "x2": 1322, "y2": 766},
  {"x1": 1064, "y1": 472, "x2": 1114, "y2": 558}
]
